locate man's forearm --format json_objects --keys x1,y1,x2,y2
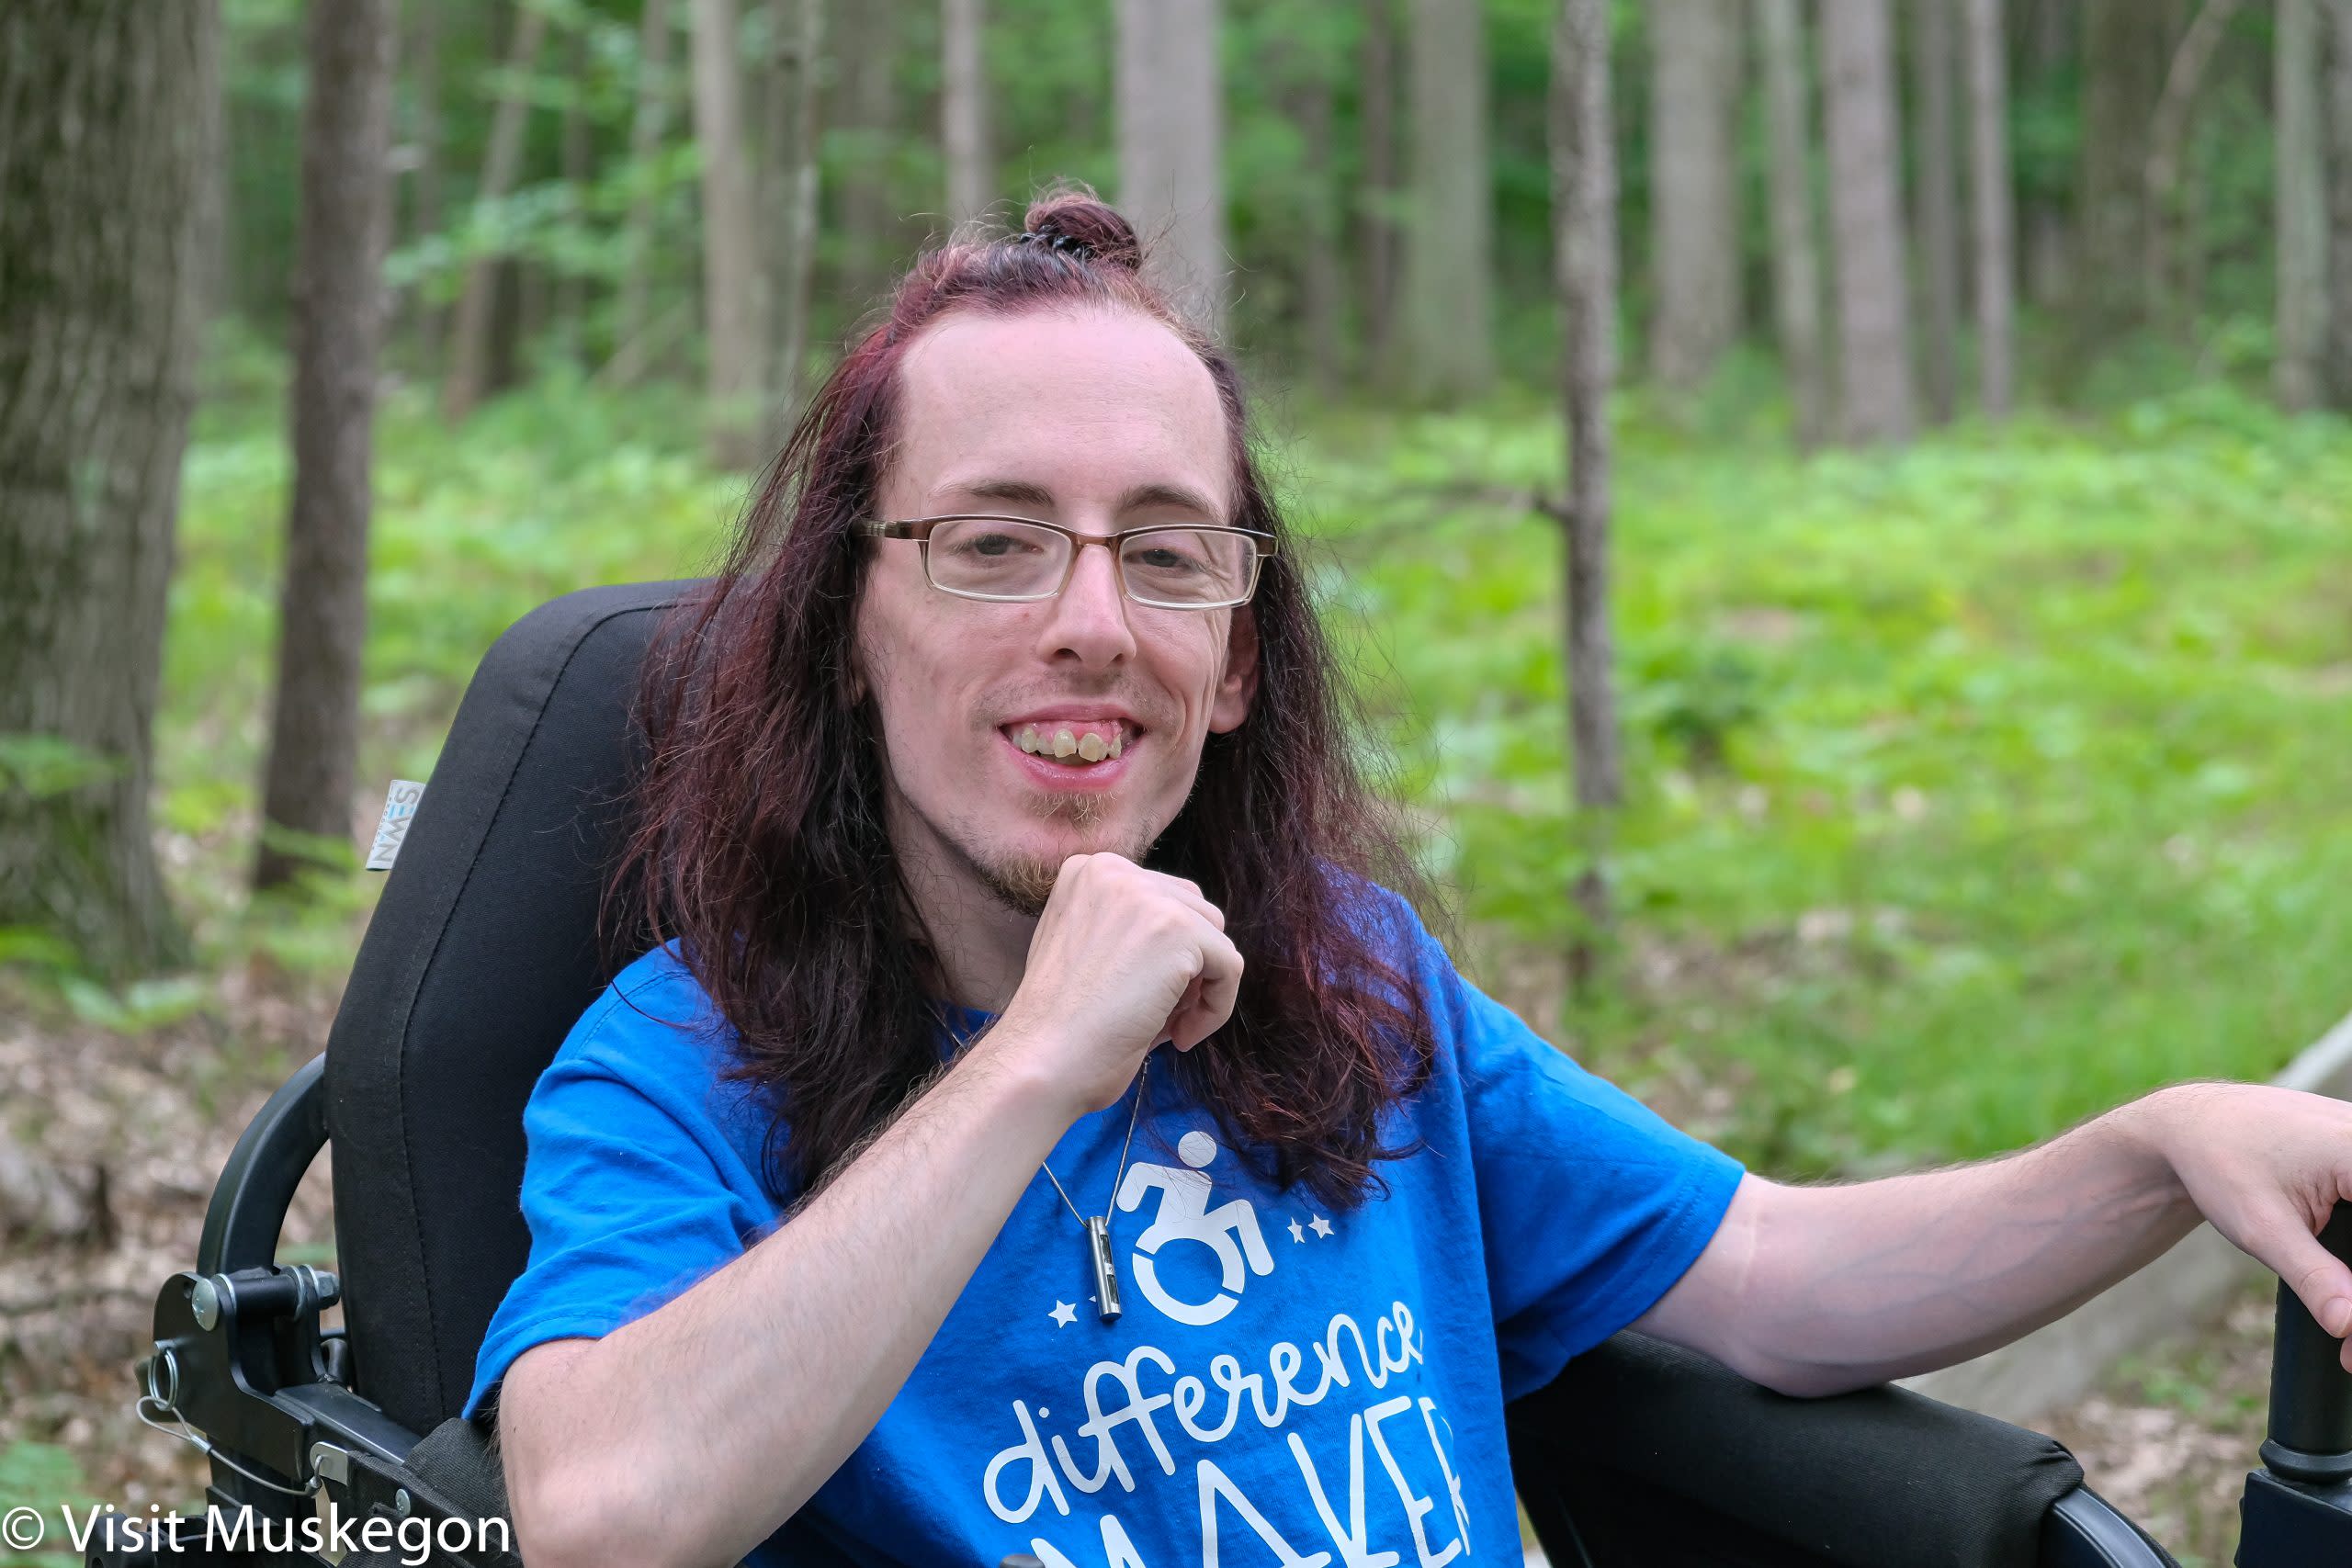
[
  {"x1": 1736, "y1": 1091, "x2": 2205, "y2": 1395},
  {"x1": 504, "y1": 1032, "x2": 1077, "y2": 1568}
]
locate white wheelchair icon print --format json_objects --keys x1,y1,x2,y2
[{"x1": 1114, "y1": 1130, "x2": 1274, "y2": 1326}]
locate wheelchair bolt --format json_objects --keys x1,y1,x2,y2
[
  {"x1": 393, "y1": 1489, "x2": 410, "y2": 1517},
  {"x1": 190, "y1": 1277, "x2": 220, "y2": 1331}
]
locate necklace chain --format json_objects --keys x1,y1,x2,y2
[{"x1": 1040, "y1": 1054, "x2": 1148, "y2": 1231}]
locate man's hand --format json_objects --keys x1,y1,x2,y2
[
  {"x1": 985, "y1": 852, "x2": 1243, "y2": 1118},
  {"x1": 2132, "y1": 1082, "x2": 2352, "y2": 1366}
]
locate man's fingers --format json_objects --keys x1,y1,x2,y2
[{"x1": 2267, "y1": 1224, "x2": 2352, "y2": 1337}]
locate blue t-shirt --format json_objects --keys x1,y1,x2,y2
[{"x1": 466, "y1": 901, "x2": 1744, "y2": 1568}]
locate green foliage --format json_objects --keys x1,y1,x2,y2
[
  {"x1": 0, "y1": 1439, "x2": 89, "y2": 1568},
  {"x1": 0, "y1": 736, "x2": 126, "y2": 801}
]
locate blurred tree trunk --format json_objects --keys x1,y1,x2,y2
[
  {"x1": 400, "y1": 0, "x2": 446, "y2": 371},
  {"x1": 443, "y1": 0, "x2": 547, "y2": 422},
  {"x1": 0, "y1": 0, "x2": 220, "y2": 975},
  {"x1": 2075, "y1": 0, "x2": 2175, "y2": 348},
  {"x1": 1360, "y1": 0, "x2": 1404, "y2": 380},
  {"x1": 615, "y1": 0, "x2": 675, "y2": 383},
  {"x1": 691, "y1": 0, "x2": 763, "y2": 465},
  {"x1": 2279, "y1": 0, "x2": 2330, "y2": 410},
  {"x1": 1758, "y1": 0, "x2": 1828, "y2": 446},
  {"x1": 1962, "y1": 0, "x2": 2017, "y2": 417},
  {"x1": 1402, "y1": 0, "x2": 1495, "y2": 401},
  {"x1": 2143, "y1": 0, "x2": 2244, "y2": 332},
  {"x1": 1646, "y1": 0, "x2": 1743, "y2": 399},
  {"x1": 1822, "y1": 0, "x2": 1917, "y2": 443},
  {"x1": 2324, "y1": 0, "x2": 2352, "y2": 407},
  {"x1": 943, "y1": 0, "x2": 993, "y2": 226},
  {"x1": 1912, "y1": 0, "x2": 1961, "y2": 425},
  {"x1": 1552, "y1": 0, "x2": 1621, "y2": 964},
  {"x1": 256, "y1": 0, "x2": 395, "y2": 895},
  {"x1": 762, "y1": 0, "x2": 823, "y2": 443},
  {"x1": 1117, "y1": 0, "x2": 1227, "y2": 336},
  {"x1": 2022, "y1": 0, "x2": 2075, "y2": 306}
]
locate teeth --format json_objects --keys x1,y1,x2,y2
[{"x1": 1010, "y1": 723, "x2": 1128, "y2": 762}]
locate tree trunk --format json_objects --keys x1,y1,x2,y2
[
  {"x1": 1360, "y1": 0, "x2": 1404, "y2": 379},
  {"x1": 442, "y1": 0, "x2": 547, "y2": 423},
  {"x1": 2143, "y1": 0, "x2": 2245, "y2": 331},
  {"x1": 615, "y1": 0, "x2": 675, "y2": 382},
  {"x1": 2279, "y1": 0, "x2": 2329, "y2": 411},
  {"x1": 1912, "y1": 0, "x2": 1962, "y2": 424},
  {"x1": 1116, "y1": 0, "x2": 1227, "y2": 336},
  {"x1": 763, "y1": 0, "x2": 823, "y2": 444},
  {"x1": 1758, "y1": 0, "x2": 1828, "y2": 446},
  {"x1": 943, "y1": 0, "x2": 993, "y2": 226},
  {"x1": 1821, "y1": 0, "x2": 1917, "y2": 443},
  {"x1": 2075, "y1": 0, "x2": 2174, "y2": 347},
  {"x1": 1646, "y1": 0, "x2": 1744, "y2": 399},
  {"x1": 0, "y1": 0, "x2": 220, "y2": 975},
  {"x1": 2324, "y1": 0, "x2": 2352, "y2": 407},
  {"x1": 691, "y1": 0, "x2": 763, "y2": 465},
  {"x1": 1553, "y1": 0, "x2": 1622, "y2": 962},
  {"x1": 256, "y1": 0, "x2": 395, "y2": 895},
  {"x1": 1962, "y1": 0, "x2": 2017, "y2": 418},
  {"x1": 1402, "y1": 0, "x2": 1496, "y2": 401},
  {"x1": 836, "y1": 0, "x2": 899, "y2": 298}
]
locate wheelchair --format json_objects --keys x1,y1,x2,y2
[{"x1": 89, "y1": 580, "x2": 2352, "y2": 1567}]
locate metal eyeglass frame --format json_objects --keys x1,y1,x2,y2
[{"x1": 857, "y1": 514, "x2": 1280, "y2": 610}]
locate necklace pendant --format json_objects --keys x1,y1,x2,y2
[{"x1": 1086, "y1": 1215, "x2": 1122, "y2": 1323}]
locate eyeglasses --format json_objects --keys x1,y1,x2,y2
[{"x1": 858, "y1": 514, "x2": 1278, "y2": 610}]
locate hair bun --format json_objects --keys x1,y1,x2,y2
[{"x1": 1017, "y1": 186, "x2": 1143, "y2": 272}]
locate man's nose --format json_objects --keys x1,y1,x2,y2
[{"x1": 1036, "y1": 538, "x2": 1137, "y2": 666}]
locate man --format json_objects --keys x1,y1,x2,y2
[{"x1": 469, "y1": 192, "x2": 2352, "y2": 1568}]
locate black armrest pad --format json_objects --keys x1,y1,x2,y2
[
  {"x1": 1506, "y1": 1333, "x2": 2086, "y2": 1568},
  {"x1": 344, "y1": 1417, "x2": 522, "y2": 1568}
]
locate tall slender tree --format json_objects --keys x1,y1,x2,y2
[
  {"x1": 1552, "y1": 0, "x2": 1621, "y2": 956},
  {"x1": 2143, "y1": 0, "x2": 2245, "y2": 329},
  {"x1": 1912, "y1": 0, "x2": 1962, "y2": 424},
  {"x1": 2076, "y1": 0, "x2": 2172, "y2": 346},
  {"x1": 1646, "y1": 0, "x2": 1744, "y2": 399},
  {"x1": 1359, "y1": 0, "x2": 1404, "y2": 378},
  {"x1": 0, "y1": 0, "x2": 220, "y2": 974},
  {"x1": 443, "y1": 0, "x2": 548, "y2": 423},
  {"x1": 1402, "y1": 0, "x2": 1496, "y2": 401},
  {"x1": 943, "y1": 0, "x2": 993, "y2": 226},
  {"x1": 1821, "y1": 0, "x2": 1917, "y2": 444},
  {"x1": 255, "y1": 0, "x2": 396, "y2": 893},
  {"x1": 763, "y1": 0, "x2": 824, "y2": 441},
  {"x1": 1117, "y1": 0, "x2": 1227, "y2": 335},
  {"x1": 2279, "y1": 0, "x2": 2329, "y2": 411},
  {"x1": 1962, "y1": 0, "x2": 2017, "y2": 417},
  {"x1": 834, "y1": 0, "x2": 900, "y2": 295},
  {"x1": 2325, "y1": 0, "x2": 2352, "y2": 408},
  {"x1": 691, "y1": 0, "x2": 763, "y2": 464},
  {"x1": 1758, "y1": 0, "x2": 1829, "y2": 446}
]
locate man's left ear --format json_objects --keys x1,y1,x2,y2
[{"x1": 1209, "y1": 607, "x2": 1260, "y2": 733}]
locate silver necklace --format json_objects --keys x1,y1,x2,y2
[{"x1": 1039, "y1": 1055, "x2": 1148, "y2": 1324}]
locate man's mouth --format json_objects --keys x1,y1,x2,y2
[{"x1": 1005, "y1": 720, "x2": 1132, "y2": 767}]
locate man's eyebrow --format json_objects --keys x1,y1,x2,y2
[{"x1": 944, "y1": 478, "x2": 1227, "y2": 518}]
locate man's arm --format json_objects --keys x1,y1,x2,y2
[{"x1": 1635, "y1": 1081, "x2": 2352, "y2": 1398}]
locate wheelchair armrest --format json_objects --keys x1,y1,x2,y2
[{"x1": 1506, "y1": 1332, "x2": 2177, "y2": 1568}]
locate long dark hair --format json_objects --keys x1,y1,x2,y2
[{"x1": 609, "y1": 184, "x2": 1437, "y2": 1210}]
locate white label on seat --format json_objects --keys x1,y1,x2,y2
[{"x1": 366, "y1": 780, "x2": 426, "y2": 872}]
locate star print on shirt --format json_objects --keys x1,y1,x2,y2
[
  {"x1": 1048, "y1": 1301, "x2": 1077, "y2": 1327},
  {"x1": 1287, "y1": 1218, "x2": 1306, "y2": 1243},
  {"x1": 1308, "y1": 1214, "x2": 1334, "y2": 1238}
]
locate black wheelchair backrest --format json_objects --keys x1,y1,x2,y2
[{"x1": 324, "y1": 580, "x2": 703, "y2": 1438}]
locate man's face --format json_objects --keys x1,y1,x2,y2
[{"x1": 854, "y1": 307, "x2": 1258, "y2": 915}]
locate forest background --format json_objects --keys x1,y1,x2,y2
[{"x1": 4, "y1": 1, "x2": 2352, "y2": 1563}]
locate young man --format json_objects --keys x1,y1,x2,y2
[{"x1": 469, "y1": 194, "x2": 2352, "y2": 1568}]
